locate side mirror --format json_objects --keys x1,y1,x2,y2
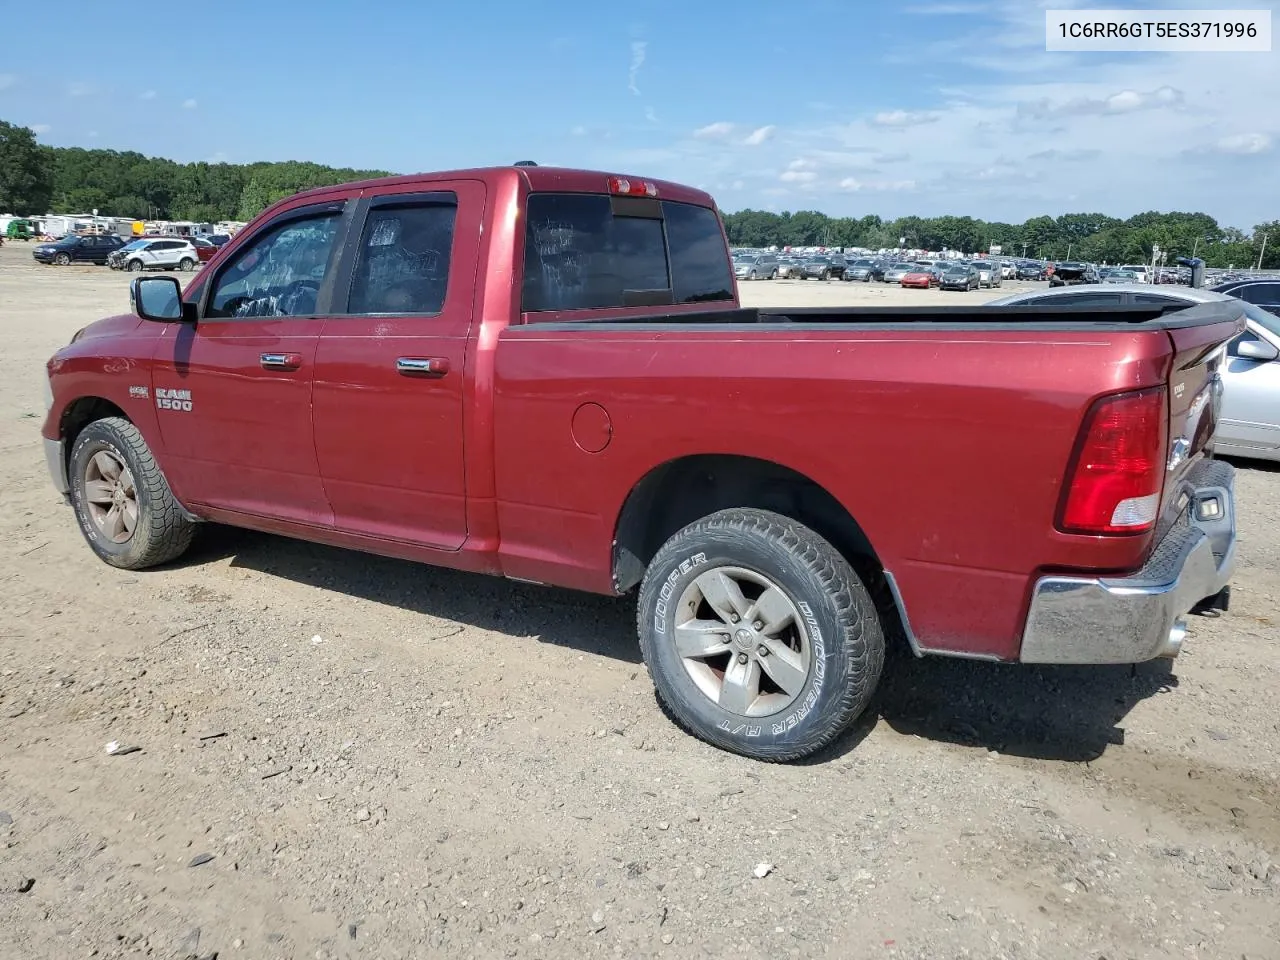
[
  {"x1": 1234, "y1": 337, "x2": 1280, "y2": 363},
  {"x1": 130, "y1": 275, "x2": 193, "y2": 323}
]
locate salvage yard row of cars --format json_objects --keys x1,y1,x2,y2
[
  {"x1": 735, "y1": 250, "x2": 1010, "y2": 289},
  {"x1": 28, "y1": 233, "x2": 226, "y2": 271}
]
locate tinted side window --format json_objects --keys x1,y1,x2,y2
[
  {"x1": 346, "y1": 199, "x2": 457, "y2": 315},
  {"x1": 1239, "y1": 283, "x2": 1280, "y2": 307},
  {"x1": 522, "y1": 194, "x2": 732, "y2": 313},
  {"x1": 207, "y1": 211, "x2": 342, "y2": 319},
  {"x1": 658, "y1": 201, "x2": 733, "y2": 305}
]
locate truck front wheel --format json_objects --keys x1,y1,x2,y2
[
  {"x1": 637, "y1": 508, "x2": 884, "y2": 762},
  {"x1": 68, "y1": 417, "x2": 195, "y2": 569}
]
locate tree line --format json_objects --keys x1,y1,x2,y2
[
  {"x1": 722, "y1": 208, "x2": 1277, "y2": 269},
  {"x1": 1, "y1": 119, "x2": 1274, "y2": 268},
  {"x1": 0, "y1": 119, "x2": 389, "y2": 224}
]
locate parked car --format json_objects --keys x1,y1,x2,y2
[
  {"x1": 733, "y1": 252, "x2": 778, "y2": 281},
  {"x1": 1213, "y1": 278, "x2": 1280, "y2": 318},
  {"x1": 988, "y1": 282, "x2": 1274, "y2": 461},
  {"x1": 901, "y1": 268, "x2": 936, "y2": 288},
  {"x1": 939, "y1": 265, "x2": 979, "y2": 291},
  {"x1": 883, "y1": 262, "x2": 916, "y2": 284},
  {"x1": 975, "y1": 263, "x2": 1001, "y2": 288},
  {"x1": 1048, "y1": 262, "x2": 1098, "y2": 286},
  {"x1": 1000, "y1": 261, "x2": 1017, "y2": 280},
  {"x1": 42, "y1": 164, "x2": 1240, "y2": 763},
  {"x1": 801, "y1": 255, "x2": 846, "y2": 280},
  {"x1": 107, "y1": 237, "x2": 201, "y2": 273},
  {"x1": 202, "y1": 234, "x2": 232, "y2": 247},
  {"x1": 1016, "y1": 261, "x2": 1047, "y2": 281},
  {"x1": 1119, "y1": 264, "x2": 1151, "y2": 283},
  {"x1": 32, "y1": 234, "x2": 126, "y2": 266},
  {"x1": 1100, "y1": 268, "x2": 1140, "y2": 284},
  {"x1": 776, "y1": 257, "x2": 806, "y2": 278},
  {"x1": 188, "y1": 236, "x2": 219, "y2": 263},
  {"x1": 843, "y1": 258, "x2": 884, "y2": 282}
]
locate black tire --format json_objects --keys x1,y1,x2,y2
[
  {"x1": 68, "y1": 417, "x2": 195, "y2": 570},
  {"x1": 179, "y1": 257, "x2": 195, "y2": 272},
  {"x1": 128, "y1": 259, "x2": 143, "y2": 272},
  {"x1": 637, "y1": 508, "x2": 885, "y2": 762},
  {"x1": 55, "y1": 252, "x2": 71, "y2": 266}
]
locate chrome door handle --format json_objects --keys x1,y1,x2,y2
[
  {"x1": 261, "y1": 352, "x2": 303, "y2": 371},
  {"x1": 397, "y1": 357, "x2": 450, "y2": 378}
]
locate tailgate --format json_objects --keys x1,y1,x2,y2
[{"x1": 1156, "y1": 301, "x2": 1246, "y2": 539}]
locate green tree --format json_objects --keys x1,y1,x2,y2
[{"x1": 0, "y1": 120, "x2": 54, "y2": 214}]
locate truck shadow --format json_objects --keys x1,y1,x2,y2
[
  {"x1": 191, "y1": 525, "x2": 642, "y2": 665},
  {"x1": 191, "y1": 524, "x2": 1180, "y2": 763},
  {"x1": 849, "y1": 652, "x2": 1180, "y2": 764}
]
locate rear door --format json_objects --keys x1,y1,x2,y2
[
  {"x1": 151, "y1": 196, "x2": 354, "y2": 524},
  {"x1": 310, "y1": 181, "x2": 484, "y2": 550}
]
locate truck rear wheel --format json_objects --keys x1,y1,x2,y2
[
  {"x1": 68, "y1": 417, "x2": 195, "y2": 569},
  {"x1": 637, "y1": 508, "x2": 884, "y2": 762}
]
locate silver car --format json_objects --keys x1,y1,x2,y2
[
  {"x1": 883, "y1": 262, "x2": 916, "y2": 284},
  {"x1": 733, "y1": 253, "x2": 778, "y2": 280},
  {"x1": 108, "y1": 237, "x2": 200, "y2": 273},
  {"x1": 975, "y1": 263, "x2": 1002, "y2": 288},
  {"x1": 987, "y1": 283, "x2": 1280, "y2": 462}
]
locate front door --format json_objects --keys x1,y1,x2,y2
[
  {"x1": 150, "y1": 197, "x2": 353, "y2": 526},
  {"x1": 311, "y1": 181, "x2": 483, "y2": 550},
  {"x1": 1219, "y1": 327, "x2": 1280, "y2": 456}
]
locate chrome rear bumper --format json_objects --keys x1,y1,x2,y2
[{"x1": 1020, "y1": 459, "x2": 1235, "y2": 664}]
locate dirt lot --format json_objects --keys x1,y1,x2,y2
[{"x1": 1, "y1": 243, "x2": 1278, "y2": 960}]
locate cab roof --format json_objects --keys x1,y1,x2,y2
[{"x1": 286, "y1": 165, "x2": 718, "y2": 210}]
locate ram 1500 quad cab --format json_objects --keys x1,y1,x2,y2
[{"x1": 42, "y1": 165, "x2": 1241, "y2": 761}]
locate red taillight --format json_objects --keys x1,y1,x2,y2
[
  {"x1": 1059, "y1": 387, "x2": 1167, "y2": 535},
  {"x1": 607, "y1": 176, "x2": 659, "y2": 197}
]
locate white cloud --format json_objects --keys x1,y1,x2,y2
[
  {"x1": 1211, "y1": 133, "x2": 1272, "y2": 156},
  {"x1": 0, "y1": 74, "x2": 16, "y2": 91},
  {"x1": 839, "y1": 177, "x2": 917, "y2": 192},
  {"x1": 66, "y1": 81, "x2": 93, "y2": 97},
  {"x1": 787, "y1": 158, "x2": 816, "y2": 170},
  {"x1": 1027, "y1": 148, "x2": 1101, "y2": 162},
  {"x1": 780, "y1": 170, "x2": 817, "y2": 183},
  {"x1": 644, "y1": 106, "x2": 658, "y2": 124},
  {"x1": 731, "y1": 179, "x2": 744, "y2": 190},
  {"x1": 628, "y1": 40, "x2": 646, "y2": 96},
  {"x1": 871, "y1": 110, "x2": 940, "y2": 128},
  {"x1": 1018, "y1": 85, "x2": 1184, "y2": 120},
  {"x1": 140, "y1": 89, "x2": 157, "y2": 100},
  {"x1": 742, "y1": 125, "x2": 775, "y2": 146},
  {"x1": 30, "y1": 123, "x2": 51, "y2": 134},
  {"x1": 570, "y1": 125, "x2": 587, "y2": 136},
  {"x1": 693, "y1": 121, "x2": 735, "y2": 139},
  {"x1": 182, "y1": 98, "x2": 198, "y2": 110}
]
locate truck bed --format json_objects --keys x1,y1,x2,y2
[
  {"x1": 520, "y1": 300, "x2": 1243, "y2": 331},
  {"x1": 493, "y1": 299, "x2": 1243, "y2": 660}
]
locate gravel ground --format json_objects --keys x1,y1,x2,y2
[{"x1": 1, "y1": 244, "x2": 1278, "y2": 960}]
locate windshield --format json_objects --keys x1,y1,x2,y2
[
  {"x1": 852, "y1": 259, "x2": 875, "y2": 266},
  {"x1": 120, "y1": 240, "x2": 149, "y2": 251}
]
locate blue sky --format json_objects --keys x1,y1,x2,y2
[{"x1": 1, "y1": 0, "x2": 1275, "y2": 226}]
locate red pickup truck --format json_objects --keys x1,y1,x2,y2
[{"x1": 42, "y1": 165, "x2": 1241, "y2": 762}]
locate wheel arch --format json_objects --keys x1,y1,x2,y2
[
  {"x1": 60, "y1": 396, "x2": 131, "y2": 451},
  {"x1": 612, "y1": 453, "x2": 883, "y2": 589}
]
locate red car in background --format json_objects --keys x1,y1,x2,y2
[
  {"x1": 188, "y1": 237, "x2": 218, "y2": 263},
  {"x1": 901, "y1": 269, "x2": 936, "y2": 289}
]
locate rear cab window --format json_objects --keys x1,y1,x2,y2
[{"x1": 521, "y1": 193, "x2": 734, "y2": 316}]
